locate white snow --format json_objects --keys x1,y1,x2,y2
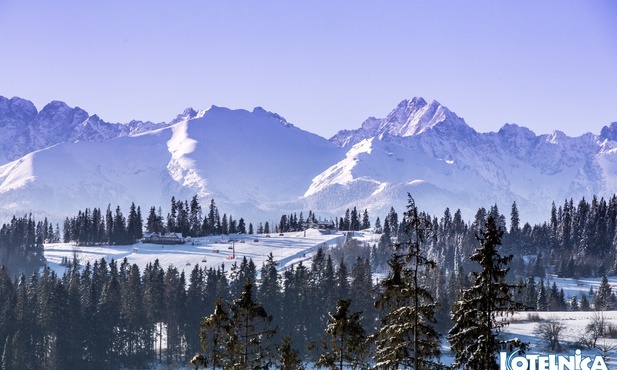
[{"x1": 44, "y1": 228, "x2": 344, "y2": 278}]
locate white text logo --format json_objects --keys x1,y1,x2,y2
[{"x1": 499, "y1": 349, "x2": 608, "y2": 370}]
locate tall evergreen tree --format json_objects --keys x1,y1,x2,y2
[
  {"x1": 350, "y1": 257, "x2": 374, "y2": 330},
  {"x1": 127, "y1": 202, "x2": 142, "y2": 244},
  {"x1": 192, "y1": 298, "x2": 232, "y2": 370},
  {"x1": 373, "y1": 194, "x2": 442, "y2": 369},
  {"x1": 227, "y1": 280, "x2": 276, "y2": 369},
  {"x1": 258, "y1": 253, "x2": 281, "y2": 327},
  {"x1": 316, "y1": 298, "x2": 367, "y2": 370},
  {"x1": 594, "y1": 275, "x2": 615, "y2": 310},
  {"x1": 164, "y1": 266, "x2": 187, "y2": 363},
  {"x1": 448, "y1": 215, "x2": 526, "y2": 370},
  {"x1": 189, "y1": 195, "x2": 203, "y2": 237},
  {"x1": 277, "y1": 334, "x2": 305, "y2": 370},
  {"x1": 361, "y1": 209, "x2": 370, "y2": 230}
]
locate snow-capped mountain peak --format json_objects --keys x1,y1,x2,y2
[{"x1": 330, "y1": 97, "x2": 469, "y2": 147}]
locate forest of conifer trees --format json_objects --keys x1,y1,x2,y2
[{"x1": 2, "y1": 194, "x2": 617, "y2": 368}]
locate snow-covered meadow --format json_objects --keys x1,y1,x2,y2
[{"x1": 43, "y1": 228, "x2": 344, "y2": 278}]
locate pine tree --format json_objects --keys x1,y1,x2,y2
[
  {"x1": 207, "y1": 199, "x2": 218, "y2": 235},
  {"x1": 229, "y1": 215, "x2": 237, "y2": 234},
  {"x1": 238, "y1": 218, "x2": 247, "y2": 234},
  {"x1": 316, "y1": 299, "x2": 367, "y2": 370},
  {"x1": 96, "y1": 261, "x2": 122, "y2": 368},
  {"x1": 258, "y1": 253, "x2": 281, "y2": 326},
  {"x1": 277, "y1": 334, "x2": 305, "y2": 370},
  {"x1": 168, "y1": 196, "x2": 177, "y2": 233},
  {"x1": 143, "y1": 260, "x2": 165, "y2": 363},
  {"x1": 523, "y1": 276, "x2": 537, "y2": 310},
  {"x1": 537, "y1": 280, "x2": 548, "y2": 311},
  {"x1": 361, "y1": 209, "x2": 370, "y2": 230},
  {"x1": 448, "y1": 215, "x2": 526, "y2": 370},
  {"x1": 146, "y1": 206, "x2": 163, "y2": 233},
  {"x1": 189, "y1": 195, "x2": 202, "y2": 237},
  {"x1": 335, "y1": 259, "x2": 350, "y2": 300},
  {"x1": 121, "y1": 263, "x2": 147, "y2": 367},
  {"x1": 127, "y1": 202, "x2": 141, "y2": 244},
  {"x1": 343, "y1": 209, "x2": 351, "y2": 231},
  {"x1": 285, "y1": 261, "x2": 311, "y2": 353},
  {"x1": 387, "y1": 207, "x2": 399, "y2": 236},
  {"x1": 186, "y1": 265, "x2": 206, "y2": 357},
  {"x1": 164, "y1": 266, "x2": 186, "y2": 363},
  {"x1": 594, "y1": 275, "x2": 615, "y2": 310},
  {"x1": 350, "y1": 207, "x2": 359, "y2": 231},
  {"x1": 373, "y1": 194, "x2": 442, "y2": 369},
  {"x1": 374, "y1": 217, "x2": 382, "y2": 234},
  {"x1": 192, "y1": 298, "x2": 232, "y2": 370},
  {"x1": 581, "y1": 294, "x2": 591, "y2": 311},
  {"x1": 227, "y1": 279, "x2": 276, "y2": 369},
  {"x1": 113, "y1": 206, "x2": 127, "y2": 245},
  {"x1": 350, "y1": 257, "x2": 375, "y2": 331},
  {"x1": 510, "y1": 201, "x2": 520, "y2": 235}
]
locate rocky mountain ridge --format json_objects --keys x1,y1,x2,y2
[
  {"x1": 0, "y1": 96, "x2": 198, "y2": 164},
  {"x1": 1, "y1": 95, "x2": 616, "y2": 225}
]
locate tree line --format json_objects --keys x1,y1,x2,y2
[
  {"x1": 0, "y1": 194, "x2": 527, "y2": 369},
  {"x1": 6, "y1": 193, "x2": 617, "y2": 367},
  {"x1": 0, "y1": 215, "x2": 55, "y2": 274},
  {"x1": 63, "y1": 196, "x2": 377, "y2": 245}
]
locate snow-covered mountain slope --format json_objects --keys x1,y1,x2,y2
[
  {"x1": 0, "y1": 96, "x2": 193, "y2": 165},
  {"x1": 0, "y1": 105, "x2": 344, "y2": 223},
  {"x1": 317, "y1": 99, "x2": 617, "y2": 223},
  {"x1": 1, "y1": 95, "x2": 617, "y2": 225}
]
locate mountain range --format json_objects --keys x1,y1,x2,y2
[{"x1": 1, "y1": 95, "x2": 616, "y2": 225}]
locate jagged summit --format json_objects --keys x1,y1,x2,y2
[
  {"x1": 0, "y1": 96, "x2": 192, "y2": 163},
  {"x1": 600, "y1": 122, "x2": 617, "y2": 142},
  {"x1": 329, "y1": 97, "x2": 470, "y2": 147},
  {"x1": 0, "y1": 96, "x2": 38, "y2": 122}
]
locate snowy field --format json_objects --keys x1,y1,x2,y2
[{"x1": 44, "y1": 228, "x2": 344, "y2": 277}]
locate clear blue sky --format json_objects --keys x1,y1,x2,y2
[{"x1": 1, "y1": 1, "x2": 615, "y2": 138}]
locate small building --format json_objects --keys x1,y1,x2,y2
[
  {"x1": 302, "y1": 221, "x2": 335, "y2": 233},
  {"x1": 316, "y1": 221, "x2": 335, "y2": 230},
  {"x1": 142, "y1": 232, "x2": 186, "y2": 245}
]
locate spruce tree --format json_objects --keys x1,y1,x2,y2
[
  {"x1": 594, "y1": 275, "x2": 615, "y2": 310},
  {"x1": 316, "y1": 298, "x2": 367, "y2": 370},
  {"x1": 361, "y1": 209, "x2": 370, "y2": 230},
  {"x1": 277, "y1": 334, "x2": 305, "y2": 370},
  {"x1": 448, "y1": 215, "x2": 526, "y2": 370},
  {"x1": 228, "y1": 279, "x2": 276, "y2": 369},
  {"x1": 189, "y1": 195, "x2": 202, "y2": 237},
  {"x1": 164, "y1": 266, "x2": 186, "y2": 363},
  {"x1": 372, "y1": 194, "x2": 442, "y2": 369},
  {"x1": 192, "y1": 298, "x2": 232, "y2": 370},
  {"x1": 258, "y1": 253, "x2": 282, "y2": 327},
  {"x1": 350, "y1": 257, "x2": 375, "y2": 330}
]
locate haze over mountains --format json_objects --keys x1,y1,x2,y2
[{"x1": 1, "y1": 95, "x2": 616, "y2": 225}]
